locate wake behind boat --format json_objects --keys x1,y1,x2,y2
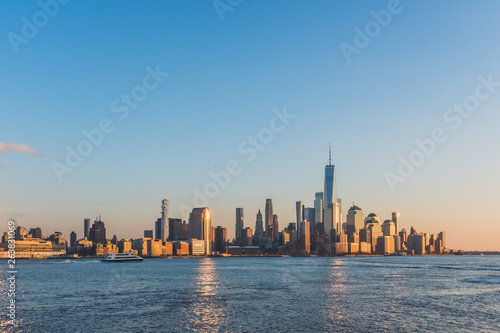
[{"x1": 101, "y1": 253, "x2": 143, "y2": 262}]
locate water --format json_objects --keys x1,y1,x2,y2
[{"x1": 1, "y1": 256, "x2": 499, "y2": 332}]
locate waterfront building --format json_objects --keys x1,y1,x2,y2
[
  {"x1": 235, "y1": 208, "x2": 244, "y2": 245},
  {"x1": 188, "y1": 239, "x2": 206, "y2": 256},
  {"x1": 376, "y1": 236, "x2": 395, "y2": 254},
  {"x1": 188, "y1": 207, "x2": 212, "y2": 254},
  {"x1": 163, "y1": 242, "x2": 173, "y2": 256},
  {"x1": 346, "y1": 205, "x2": 364, "y2": 235},
  {"x1": 174, "y1": 241, "x2": 189, "y2": 256},
  {"x1": 408, "y1": 234, "x2": 426, "y2": 255},
  {"x1": 147, "y1": 239, "x2": 164, "y2": 256},
  {"x1": 299, "y1": 221, "x2": 311, "y2": 254},
  {"x1": 214, "y1": 226, "x2": 227, "y2": 254},
  {"x1": 117, "y1": 239, "x2": 132, "y2": 253},
  {"x1": 76, "y1": 238, "x2": 93, "y2": 256}
]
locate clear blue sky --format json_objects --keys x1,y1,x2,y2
[{"x1": 1, "y1": 0, "x2": 500, "y2": 250}]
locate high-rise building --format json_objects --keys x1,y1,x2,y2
[
  {"x1": 299, "y1": 221, "x2": 311, "y2": 254},
  {"x1": 160, "y1": 199, "x2": 169, "y2": 242},
  {"x1": 272, "y1": 214, "x2": 279, "y2": 241},
  {"x1": 265, "y1": 199, "x2": 273, "y2": 240},
  {"x1": 324, "y1": 202, "x2": 342, "y2": 240},
  {"x1": 304, "y1": 207, "x2": 316, "y2": 235},
  {"x1": 214, "y1": 226, "x2": 227, "y2": 254},
  {"x1": 242, "y1": 227, "x2": 253, "y2": 247},
  {"x1": 346, "y1": 205, "x2": 364, "y2": 235},
  {"x1": 254, "y1": 209, "x2": 264, "y2": 245},
  {"x1": 324, "y1": 144, "x2": 337, "y2": 207},
  {"x1": 88, "y1": 218, "x2": 106, "y2": 244},
  {"x1": 169, "y1": 218, "x2": 186, "y2": 240},
  {"x1": 144, "y1": 230, "x2": 154, "y2": 238},
  {"x1": 392, "y1": 212, "x2": 400, "y2": 234},
  {"x1": 155, "y1": 218, "x2": 162, "y2": 240},
  {"x1": 29, "y1": 227, "x2": 42, "y2": 239},
  {"x1": 296, "y1": 201, "x2": 304, "y2": 236},
  {"x1": 84, "y1": 218, "x2": 90, "y2": 239},
  {"x1": 188, "y1": 207, "x2": 212, "y2": 254},
  {"x1": 382, "y1": 220, "x2": 396, "y2": 236},
  {"x1": 314, "y1": 192, "x2": 323, "y2": 224},
  {"x1": 323, "y1": 144, "x2": 341, "y2": 238},
  {"x1": 70, "y1": 231, "x2": 77, "y2": 249},
  {"x1": 235, "y1": 208, "x2": 244, "y2": 245}
]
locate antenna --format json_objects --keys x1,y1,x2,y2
[{"x1": 329, "y1": 143, "x2": 332, "y2": 165}]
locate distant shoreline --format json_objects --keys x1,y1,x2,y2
[{"x1": 2, "y1": 252, "x2": 498, "y2": 260}]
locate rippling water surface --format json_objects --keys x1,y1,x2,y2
[{"x1": 1, "y1": 256, "x2": 499, "y2": 332}]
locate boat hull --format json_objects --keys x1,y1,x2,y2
[{"x1": 101, "y1": 258, "x2": 143, "y2": 262}]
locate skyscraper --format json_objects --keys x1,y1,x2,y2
[
  {"x1": 272, "y1": 214, "x2": 279, "y2": 241},
  {"x1": 169, "y1": 218, "x2": 185, "y2": 240},
  {"x1": 254, "y1": 209, "x2": 264, "y2": 245},
  {"x1": 296, "y1": 201, "x2": 304, "y2": 237},
  {"x1": 155, "y1": 218, "x2": 162, "y2": 240},
  {"x1": 161, "y1": 199, "x2": 169, "y2": 242},
  {"x1": 299, "y1": 221, "x2": 311, "y2": 254},
  {"x1": 314, "y1": 192, "x2": 323, "y2": 224},
  {"x1": 323, "y1": 144, "x2": 341, "y2": 238},
  {"x1": 324, "y1": 144, "x2": 337, "y2": 207},
  {"x1": 235, "y1": 208, "x2": 244, "y2": 245},
  {"x1": 214, "y1": 226, "x2": 227, "y2": 254},
  {"x1": 188, "y1": 207, "x2": 212, "y2": 254},
  {"x1": 70, "y1": 231, "x2": 77, "y2": 249},
  {"x1": 88, "y1": 217, "x2": 106, "y2": 244},
  {"x1": 84, "y1": 218, "x2": 90, "y2": 239},
  {"x1": 392, "y1": 212, "x2": 400, "y2": 234},
  {"x1": 265, "y1": 199, "x2": 273, "y2": 241},
  {"x1": 304, "y1": 207, "x2": 316, "y2": 235},
  {"x1": 346, "y1": 205, "x2": 364, "y2": 235}
]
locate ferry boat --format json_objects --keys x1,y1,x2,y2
[{"x1": 101, "y1": 253, "x2": 143, "y2": 263}]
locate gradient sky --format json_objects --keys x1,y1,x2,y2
[{"x1": 1, "y1": 0, "x2": 500, "y2": 251}]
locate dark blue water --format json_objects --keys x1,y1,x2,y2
[{"x1": 1, "y1": 256, "x2": 499, "y2": 332}]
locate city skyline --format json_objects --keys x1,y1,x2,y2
[
  {"x1": 3, "y1": 149, "x2": 458, "y2": 254},
  {"x1": 1, "y1": 1, "x2": 500, "y2": 251}
]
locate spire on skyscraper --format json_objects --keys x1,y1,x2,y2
[{"x1": 329, "y1": 142, "x2": 332, "y2": 166}]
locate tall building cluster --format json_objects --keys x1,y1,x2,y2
[
  {"x1": 1, "y1": 145, "x2": 452, "y2": 258},
  {"x1": 227, "y1": 145, "x2": 450, "y2": 256}
]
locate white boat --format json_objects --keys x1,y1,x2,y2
[{"x1": 101, "y1": 253, "x2": 143, "y2": 262}]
